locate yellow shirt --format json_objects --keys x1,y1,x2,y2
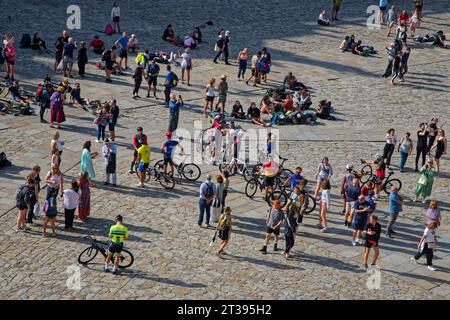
[{"x1": 138, "y1": 145, "x2": 150, "y2": 164}]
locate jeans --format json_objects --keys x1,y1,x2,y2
[
  {"x1": 386, "y1": 212, "x2": 399, "y2": 236},
  {"x1": 214, "y1": 49, "x2": 224, "y2": 63},
  {"x1": 414, "y1": 243, "x2": 433, "y2": 266},
  {"x1": 105, "y1": 165, "x2": 117, "y2": 185},
  {"x1": 164, "y1": 86, "x2": 171, "y2": 105},
  {"x1": 415, "y1": 146, "x2": 427, "y2": 170},
  {"x1": 223, "y1": 48, "x2": 229, "y2": 63},
  {"x1": 133, "y1": 80, "x2": 142, "y2": 96},
  {"x1": 383, "y1": 60, "x2": 393, "y2": 78},
  {"x1": 97, "y1": 125, "x2": 106, "y2": 141},
  {"x1": 285, "y1": 232, "x2": 295, "y2": 254},
  {"x1": 64, "y1": 208, "x2": 76, "y2": 228},
  {"x1": 238, "y1": 59, "x2": 247, "y2": 78},
  {"x1": 168, "y1": 112, "x2": 179, "y2": 133},
  {"x1": 198, "y1": 198, "x2": 211, "y2": 226},
  {"x1": 399, "y1": 151, "x2": 408, "y2": 171},
  {"x1": 383, "y1": 143, "x2": 395, "y2": 166}
]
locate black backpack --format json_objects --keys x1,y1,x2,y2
[
  {"x1": 20, "y1": 34, "x2": 32, "y2": 48},
  {"x1": 216, "y1": 38, "x2": 225, "y2": 49},
  {"x1": 204, "y1": 182, "x2": 214, "y2": 198},
  {"x1": 15, "y1": 185, "x2": 28, "y2": 207}
]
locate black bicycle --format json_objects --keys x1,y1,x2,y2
[
  {"x1": 251, "y1": 156, "x2": 293, "y2": 181},
  {"x1": 359, "y1": 164, "x2": 402, "y2": 195},
  {"x1": 135, "y1": 161, "x2": 176, "y2": 189},
  {"x1": 154, "y1": 153, "x2": 201, "y2": 181},
  {"x1": 266, "y1": 186, "x2": 316, "y2": 213},
  {"x1": 245, "y1": 175, "x2": 282, "y2": 198},
  {"x1": 78, "y1": 236, "x2": 134, "y2": 269}
]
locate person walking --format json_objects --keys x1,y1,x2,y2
[
  {"x1": 49, "y1": 87, "x2": 66, "y2": 129},
  {"x1": 135, "y1": 135, "x2": 150, "y2": 188},
  {"x1": 132, "y1": 63, "x2": 144, "y2": 99},
  {"x1": 146, "y1": 59, "x2": 160, "y2": 98},
  {"x1": 203, "y1": 78, "x2": 216, "y2": 117},
  {"x1": 62, "y1": 180, "x2": 79, "y2": 229},
  {"x1": 429, "y1": 129, "x2": 447, "y2": 173},
  {"x1": 180, "y1": 48, "x2": 192, "y2": 85},
  {"x1": 102, "y1": 139, "x2": 117, "y2": 187},
  {"x1": 399, "y1": 47, "x2": 411, "y2": 82},
  {"x1": 216, "y1": 75, "x2": 228, "y2": 113},
  {"x1": 164, "y1": 65, "x2": 178, "y2": 107},
  {"x1": 246, "y1": 51, "x2": 262, "y2": 87},
  {"x1": 383, "y1": 128, "x2": 397, "y2": 167},
  {"x1": 79, "y1": 141, "x2": 96, "y2": 182},
  {"x1": 111, "y1": 2, "x2": 121, "y2": 34},
  {"x1": 344, "y1": 178, "x2": 361, "y2": 227},
  {"x1": 77, "y1": 41, "x2": 88, "y2": 77},
  {"x1": 426, "y1": 200, "x2": 441, "y2": 227},
  {"x1": 390, "y1": 51, "x2": 402, "y2": 85},
  {"x1": 386, "y1": 186, "x2": 403, "y2": 238},
  {"x1": 108, "y1": 99, "x2": 120, "y2": 141},
  {"x1": 129, "y1": 127, "x2": 146, "y2": 174},
  {"x1": 319, "y1": 180, "x2": 331, "y2": 232},
  {"x1": 259, "y1": 200, "x2": 284, "y2": 254},
  {"x1": 216, "y1": 207, "x2": 233, "y2": 255},
  {"x1": 168, "y1": 94, "x2": 183, "y2": 133},
  {"x1": 213, "y1": 31, "x2": 226, "y2": 64},
  {"x1": 415, "y1": 123, "x2": 428, "y2": 172},
  {"x1": 282, "y1": 199, "x2": 299, "y2": 259},
  {"x1": 412, "y1": 222, "x2": 438, "y2": 271},
  {"x1": 236, "y1": 48, "x2": 249, "y2": 80},
  {"x1": 331, "y1": 0, "x2": 342, "y2": 21},
  {"x1": 62, "y1": 38, "x2": 77, "y2": 78},
  {"x1": 77, "y1": 172, "x2": 92, "y2": 222},
  {"x1": 198, "y1": 174, "x2": 216, "y2": 228},
  {"x1": 414, "y1": 159, "x2": 436, "y2": 203},
  {"x1": 386, "y1": 5, "x2": 397, "y2": 36},
  {"x1": 382, "y1": 43, "x2": 396, "y2": 78},
  {"x1": 15, "y1": 176, "x2": 35, "y2": 232},
  {"x1": 398, "y1": 132, "x2": 413, "y2": 172},
  {"x1": 313, "y1": 157, "x2": 333, "y2": 200},
  {"x1": 221, "y1": 170, "x2": 230, "y2": 209},
  {"x1": 363, "y1": 214, "x2": 381, "y2": 270}
]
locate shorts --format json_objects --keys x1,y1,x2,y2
[
  {"x1": 7, "y1": 60, "x2": 15, "y2": 66},
  {"x1": 105, "y1": 62, "x2": 114, "y2": 71},
  {"x1": 205, "y1": 95, "x2": 214, "y2": 102},
  {"x1": 113, "y1": 16, "x2": 120, "y2": 22},
  {"x1": 218, "y1": 227, "x2": 230, "y2": 241},
  {"x1": 119, "y1": 50, "x2": 128, "y2": 59},
  {"x1": 352, "y1": 218, "x2": 367, "y2": 231},
  {"x1": 218, "y1": 93, "x2": 227, "y2": 103},
  {"x1": 163, "y1": 155, "x2": 174, "y2": 166},
  {"x1": 55, "y1": 51, "x2": 63, "y2": 61},
  {"x1": 138, "y1": 161, "x2": 149, "y2": 172},
  {"x1": 266, "y1": 226, "x2": 280, "y2": 236},
  {"x1": 264, "y1": 176, "x2": 275, "y2": 187},
  {"x1": 17, "y1": 205, "x2": 28, "y2": 211},
  {"x1": 45, "y1": 212, "x2": 58, "y2": 218},
  {"x1": 365, "y1": 240, "x2": 378, "y2": 249},
  {"x1": 346, "y1": 201, "x2": 356, "y2": 213},
  {"x1": 251, "y1": 68, "x2": 256, "y2": 76},
  {"x1": 107, "y1": 243, "x2": 123, "y2": 257},
  {"x1": 148, "y1": 76, "x2": 157, "y2": 86},
  {"x1": 63, "y1": 57, "x2": 73, "y2": 68},
  {"x1": 108, "y1": 122, "x2": 116, "y2": 132}
]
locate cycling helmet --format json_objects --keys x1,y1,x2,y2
[
  {"x1": 115, "y1": 215, "x2": 123, "y2": 222},
  {"x1": 346, "y1": 164, "x2": 353, "y2": 169},
  {"x1": 137, "y1": 126, "x2": 143, "y2": 132},
  {"x1": 165, "y1": 131, "x2": 172, "y2": 137},
  {"x1": 375, "y1": 153, "x2": 383, "y2": 160}
]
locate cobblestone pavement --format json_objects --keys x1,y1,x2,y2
[{"x1": 0, "y1": 0, "x2": 449, "y2": 299}]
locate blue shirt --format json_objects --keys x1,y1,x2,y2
[
  {"x1": 199, "y1": 180, "x2": 216, "y2": 199},
  {"x1": 354, "y1": 200, "x2": 371, "y2": 221},
  {"x1": 169, "y1": 99, "x2": 181, "y2": 116},
  {"x1": 63, "y1": 43, "x2": 75, "y2": 58},
  {"x1": 289, "y1": 173, "x2": 303, "y2": 190},
  {"x1": 267, "y1": 141, "x2": 272, "y2": 154},
  {"x1": 163, "y1": 140, "x2": 179, "y2": 158},
  {"x1": 379, "y1": 0, "x2": 388, "y2": 8},
  {"x1": 401, "y1": 52, "x2": 410, "y2": 64},
  {"x1": 389, "y1": 192, "x2": 401, "y2": 214},
  {"x1": 117, "y1": 37, "x2": 129, "y2": 51},
  {"x1": 346, "y1": 185, "x2": 360, "y2": 202},
  {"x1": 147, "y1": 63, "x2": 160, "y2": 76}
]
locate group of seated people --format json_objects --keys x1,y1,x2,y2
[
  {"x1": 339, "y1": 35, "x2": 377, "y2": 56},
  {"x1": 162, "y1": 24, "x2": 202, "y2": 49}
]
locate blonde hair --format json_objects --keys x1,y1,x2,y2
[
  {"x1": 53, "y1": 130, "x2": 60, "y2": 140},
  {"x1": 429, "y1": 200, "x2": 438, "y2": 210},
  {"x1": 208, "y1": 78, "x2": 216, "y2": 85}
]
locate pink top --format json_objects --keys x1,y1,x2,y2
[
  {"x1": 239, "y1": 52, "x2": 249, "y2": 61},
  {"x1": 7, "y1": 47, "x2": 16, "y2": 61}
]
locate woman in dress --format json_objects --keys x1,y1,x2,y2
[
  {"x1": 49, "y1": 86, "x2": 66, "y2": 129},
  {"x1": 429, "y1": 129, "x2": 447, "y2": 173},
  {"x1": 313, "y1": 157, "x2": 333, "y2": 200},
  {"x1": 79, "y1": 141, "x2": 96, "y2": 182},
  {"x1": 77, "y1": 171, "x2": 92, "y2": 222},
  {"x1": 414, "y1": 159, "x2": 436, "y2": 204}
]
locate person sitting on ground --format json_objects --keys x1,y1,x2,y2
[
  {"x1": 260, "y1": 95, "x2": 274, "y2": 116},
  {"x1": 128, "y1": 34, "x2": 139, "y2": 53},
  {"x1": 183, "y1": 32, "x2": 197, "y2": 49},
  {"x1": 31, "y1": 32, "x2": 47, "y2": 52},
  {"x1": 339, "y1": 36, "x2": 350, "y2": 52},
  {"x1": 316, "y1": 100, "x2": 334, "y2": 119},
  {"x1": 0, "y1": 101, "x2": 9, "y2": 114},
  {"x1": 162, "y1": 24, "x2": 177, "y2": 44},
  {"x1": 247, "y1": 102, "x2": 270, "y2": 127},
  {"x1": 231, "y1": 101, "x2": 246, "y2": 119},
  {"x1": 351, "y1": 40, "x2": 376, "y2": 56},
  {"x1": 283, "y1": 95, "x2": 294, "y2": 112},
  {"x1": 347, "y1": 35, "x2": 355, "y2": 51},
  {"x1": 294, "y1": 89, "x2": 312, "y2": 110},
  {"x1": 7, "y1": 81, "x2": 32, "y2": 106},
  {"x1": 283, "y1": 72, "x2": 306, "y2": 91},
  {"x1": 89, "y1": 36, "x2": 105, "y2": 55},
  {"x1": 193, "y1": 27, "x2": 202, "y2": 44},
  {"x1": 414, "y1": 31, "x2": 446, "y2": 47},
  {"x1": 318, "y1": 10, "x2": 330, "y2": 26},
  {"x1": 70, "y1": 83, "x2": 89, "y2": 108}
]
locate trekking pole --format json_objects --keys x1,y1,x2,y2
[{"x1": 204, "y1": 230, "x2": 217, "y2": 255}]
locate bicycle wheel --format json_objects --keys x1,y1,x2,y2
[
  {"x1": 154, "y1": 159, "x2": 164, "y2": 171},
  {"x1": 245, "y1": 179, "x2": 258, "y2": 198},
  {"x1": 118, "y1": 249, "x2": 134, "y2": 268},
  {"x1": 360, "y1": 165, "x2": 373, "y2": 184},
  {"x1": 78, "y1": 246, "x2": 99, "y2": 265},
  {"x1": 182, "y1": 163, "x2": 201, "y2": 181},
  {"x1": 279, "y1": 169, "x2": 293, "y2": 181},
  {"x1": 266, "y1": 191, "x2": 288, "y2": 208},
  {"x1": 304, "y1": 194, "x2": 317, "y2": 214},
  {"x1": 383, "y1": 178, "x2": 402, "y2": 195},
  {"x1": 158, "y1": 172, "x2": 175, "y2": 189},
  {"x1": 243, "y1": 167, "x2": 254, "y2": 182}
]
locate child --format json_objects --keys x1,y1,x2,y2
[
  {"x1": 216, "y1": 207, "x2": 232, "y2": 255},
  {"x1": 63, "y1": 181, "x2": 79, "y2": 229},
  {"x1": 412, "y1": 222, "x2": 438, "y2": 271},
  {"x1": 319, "y1": 180, "x2": 330, "y2": 232},
  {"x1": 43, "y1": 188, "x2": 58, "y2": 237}
]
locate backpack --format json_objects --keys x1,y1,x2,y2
[
  {"x1": 36, "y1": 86, "x2": 43, "y2": 100},
  {"x1": 167, "y1": 72, "x2": 178, "y2": 88},
  {"x1": 218, "y1": 214, "x2": 230, "y2": 230},
  {"x1": 216, "y1": 38, "x2": 225, "y2": 49},
  {"x1": 20, "y1": 34, "x2": 32, "y2": 48},
  {"x1": 135, "y1": 53, "x2": 145, "y2": 65},
  {"x1": 104, "y1": 24, "x2": 114, "y2": 36},
  {"x1": 204, "y1": 182, "x2": 214, "y2": 198},
  {"x1": 15, "y1": 185, "x2": 28, "y2": 207},
  {"x1": 102, "y1": 50, "x2": 111, "y2": 62}
]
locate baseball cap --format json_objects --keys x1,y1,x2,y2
[
  {"x1": 346, "y1": 164, "x2": 353, "y2": 169},
  {"x1": 137, "y1": 126, "x2": 143, "y2": 131}
]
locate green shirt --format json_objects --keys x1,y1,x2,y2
[{"x1": 109, "y1": 224, "x2": 129, "y2": 245}]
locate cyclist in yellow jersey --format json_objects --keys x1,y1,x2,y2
[
  {"x1": 135, "y1": 135, "x2": 150, "y2": 188},
  {"x1": 104, "y1": 215, "x2": 129, "y2": 275}
]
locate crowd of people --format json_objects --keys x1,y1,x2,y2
[{"x1": 5, "y1": 0, "x2": 447, "y2": 277}]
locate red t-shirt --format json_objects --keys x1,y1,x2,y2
[{"x1": 90, "y1": 39, "x2": 104, "y2": 49}]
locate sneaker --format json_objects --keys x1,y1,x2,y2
[
  {"x1": 273, "y1": 243, "x2": 279, "y2": 251},
  {"x1": 427, "y1": 265, "x2": 436, "y2": 271},
  {"x1": 352, "y1": 240, "x2": 357, "y2": 246},
  {"x1": 137, "y1": 183, "x2": 145, "y2": 188},
  {"x1": 15, "y1": 227, "x2": 22, "y2": 232},
  {"x1": 128, "y1": 170, "x2": 134, "y2": 174},
  {"x1": 112, "y1": 269, "x2": 119, "y2": 275},
  {"x1": 205, "y1": 223, "x2": 211, "y2": 228},
  {"x1": 103, "y1": 182, "x2": 110, "y2": 186},
  {"x1": 411, "y1": 257, "x2": 417, "y2": 264},
  {"x1": 95, "y1": 139, "x2": 99, "y2": 143},
  {"x1": 320, "y1": 227, "x2": 328, "y2": 233},
  {"x1": 104, "y1": 267, "x2": 110, "y2": 273},
  {"x1": 422, "y1": 199, "x2": 427, "y2": 204},
  {"x1": 22, "y1": 225, "x2": 31, "y2": 231},
  {"x1": 259, "y1": 247, "x2": 267, "y2": 254},
  {"x1": 399, "y1": 79, "x2": 405, "y2": 82}
]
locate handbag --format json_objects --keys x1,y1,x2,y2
[
  {"x1": 418, "y1": 175, "x2": 427, "y2": 186},
  {"x1": 56, "y1": 60, "x2": 64, "y2": 71},
  {"x1": 93, "y1": 116, "x2": 101, "y2": 125}
]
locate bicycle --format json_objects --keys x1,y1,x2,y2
[
  {"x1": 78, "y1": 236, "x2": 134, "y2": 269},
  {"x1": 135, "y1": 161, "x2": 176, "y2": 189},
  {"x1": 266, "y1": 185, "x2": 316, "y2": 213},
  {"x1": 359, "y1": 164, "x2": 402, "y2": 195},
  {"x1": 251, "y1": 155, "x2": 293, "y2": 181},
  {"x1": 154, "y1": 153, "x2": 201, "y2": 181},
  {"x1": 245, "y1": 174, "x2": 282, "y2": 198}
]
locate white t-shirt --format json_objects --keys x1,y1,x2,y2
[
  {"x1": 184, "y1": 37, "x2": 194, "y2": 48},
  {"x1": 51, "y1": 139, "x2": 63, "y2": 152},
  {"x1": 321, "y1": 189, "x2": 330, "y2": 209},
  {"x1": 63, "y1": 189, "x2": 80, "y2": 210},
  {"x1": 46, "y1": 171, "x2": 61, "y2": 189},
  {"x1": 181, "y1": 53, "x2": 192, "y2": 68},
  {"x1": 319, "y1": 14, "x2": 328, "y2": 22},
  {"x1": 423, "y1": 227, "x2": 437, "y2": 243},
  {"x1": 206, "y1": 84, "x2": 215, "y2": 97}
]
